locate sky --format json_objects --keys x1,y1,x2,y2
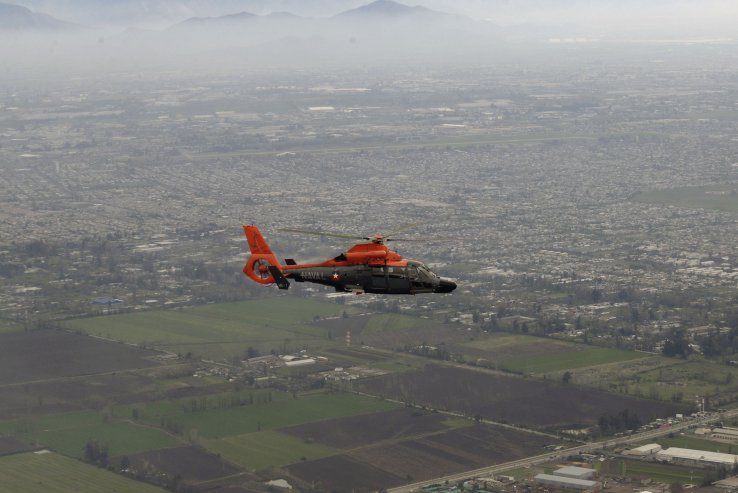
[
  {"x1": 7, "y1": 0, "x2": 738, "y2": 37},
  {"x1": 2, "y1": 0, "x2": 737, "y2": 77}
]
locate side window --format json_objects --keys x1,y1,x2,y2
[{"x1": 372, "y1": 267, "x2": 385, "y2": 276}]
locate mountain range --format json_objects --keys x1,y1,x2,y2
[
  {"x1": 2, "y1": 0, "x2": 736, "y2": 74},
  {"x1": 4, "y1": 0, "x2": 736, "y2": 38},
  {"x1": 91, "y1": 0, "x2": 492, "y2": 61},
  {"x1": 0, "y1": 2, "x2": 77, "y2": 29}
]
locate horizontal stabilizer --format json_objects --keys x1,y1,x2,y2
[{"x1": 268, "y1": 266, "x2": 290, "y2": 290}]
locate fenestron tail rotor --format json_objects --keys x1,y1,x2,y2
[{"x1": 253, "y1": 258, "x2": 272, "y2": 280}]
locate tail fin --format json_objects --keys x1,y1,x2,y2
[
  {"x1": 243, "y1": 225, "x2": 284, "y2": 286},
  {"x1": 244, "y1": 225, "x2": 275, "y2": 256}
]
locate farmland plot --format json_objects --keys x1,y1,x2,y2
[
  {"x1": 0, "y1": 451, "x2": 167, "y2": 493},
  {"x1": 281, "y1": 408, "x2": 453, "y2": 449},
  {"x1": 0, "y1": 329, "x2": 159, "y2": 386},
  {"x1": 286, "y1": 422, "x2": 556, "y2": 492},
  {"x1": 357, "y1": 365, "x2": 680, "y2": 427},
  {"x1": 459, "y1": 334, "x2": 645, "y2": 373},
  {"x1": 117, "y1": 445, "x2": 240, "y2": 482},
  {"x1": 286, "y1": 454, "x2": 404, "y2": 493},
  {"x1": 64, "y1": 298, "x2": 348, "y2": 358}
]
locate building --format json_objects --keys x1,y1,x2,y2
[
  {"x1": 624, "y1": 443, "x2": 662, "y2": 457},
  {"x1": 534, "y1": 473, "x2": 600, "y2": 491},
  {"x1": 657, "y1": 447, "x2": 738, "y2": 466},
  {"x1": 711, "y1": 427, "x2": 738, "y2": 443},
  {"x1": 554, "y1": 466, "x2": 597, "y2": 480},
  {"x1": 714, "y1": 477, "x2": 738, "y2": 490}
]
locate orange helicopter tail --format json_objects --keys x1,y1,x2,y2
[{"x1": 243, "y1": 225, "x2": 286, "y2": 287}]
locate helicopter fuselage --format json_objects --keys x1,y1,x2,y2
[
  {"x1": 243, "y1": 225, "x2": 456, "y2": 295},
  {"x1": 285, "y1": 261, "x2": 454, "y2": 294}
]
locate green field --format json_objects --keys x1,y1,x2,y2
[
  {"x1": 0, "y1": 411, "x2": 180, "y2": 458},
  {"x1": 207, "y1": 430, "x2": 338, "y2": 470},
  {"x1": 654, "y1": 434, "x2": 737, "y2": 454},
  {"x1": 504, "y1": 347, "x2": 646, "y2": 373},
  {"x1": 119, "y1": 391, "x2": 399, "y2": 440},
  {"x1": 364, "y1": 314, "x2": 419, "y2": 332},
  {"x1": 626, "y1": 359, "x2": 738, "y2": 400},
  {"x1": 633, "y1": 185, "x2": 738, "y2": 213},
  {"x1": 63, "y1": 297, "x2": 348, "y2": 358},
  {"x1": 461, "y1": 334, "x2": 645, "y2": 373},
  {"x1": 0, "y1": 451, "x2": 167, "y2": 493},
  {"x1": 602, "y1": 458, "x2": 705, "y2": 484}
]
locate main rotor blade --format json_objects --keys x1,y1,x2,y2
[
  {"x1": 384, "y1": 237, "x2": 423, "y2": 242},
  {"x1": 279, "y1": 225, "x2": 424, "y2": 244},
  {"x1": 278, "y1": 228, "x2": 365, "y2": 240},
  {"x1": 384, "y1": 223, "x2": 418, "y2": 238}
]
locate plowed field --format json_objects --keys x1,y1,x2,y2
[{"x1": 357, "y1": 365, "x2": 679, "y2": 427}]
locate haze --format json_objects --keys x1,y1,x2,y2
[{"x1": 2, "y1": 0, "x2": 738, "y2": 77}]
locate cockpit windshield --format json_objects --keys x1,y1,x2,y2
[{"x1": 408, "y1": 261, "x2": 437, "y2": 280}]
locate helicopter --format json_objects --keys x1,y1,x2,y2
[{"x1": 242, "y1": 225, "x2": 456, "y2": 295}]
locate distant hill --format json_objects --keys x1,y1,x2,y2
[
  {"x1": 0, "y1": 2, "x2": 77, "y2": 29},
  {"x1": 10, "y1": 0, "x2": 368, "y2": 27},
  {"x1": 336, "y1": 0, "x2": 444, "y2": 19},
  {"x1": 167, "y1": 0, "x2": 479, "y2": 34},
  {"x1": 176, "y1": 10, "x2": 256, "y2": 28},
  {"x1": 170, "y1": 0, "x2": 471, "y2": 26},
  {"x1": 8, "y1": 0, "x2": 738, "y2": 39},
  {"x1": 109, "y1": 0, "x2": 492, "y2": 64}
]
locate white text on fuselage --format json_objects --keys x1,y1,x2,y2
[{"x1": 300, "y1": 271, "x2": 324, "y2": 280}]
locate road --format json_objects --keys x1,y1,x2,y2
[{"x1": 387, "y1": 409, "x2": 738, "y2": 493}]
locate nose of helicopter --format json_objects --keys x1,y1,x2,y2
[{"x1": 434, "y1": 278, "x2": 457, "y2": 293}]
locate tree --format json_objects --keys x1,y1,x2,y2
[
  {"x1": 591, "y1": 289, "x2": 603, "y2": 303},
  {"x1": 670, "y1": 482, "x2": 684, "y2": 493},
  {"x1": 83, "y1": 440, "x2": 109, "y2": 467},
  {"x1": 663, "y1": 329, "x2": 691, "y2": 358}
]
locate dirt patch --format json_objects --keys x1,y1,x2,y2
[
  {"x1": 418, "y1": 424, "x2": 553, "y2": 466},
  {"x1": 285, "y1": 454, "x2": 405, "y2": 493},
  {"x1": 281, "y1": 408, "x2": 448, "y2": 449},
  {"x1": 356, "y1": 365, "x2": 680, "y2": 427},
  {"x1": 0, "y1": 371, "x2": 159, "y2": 419},
  {"x1": 0, "y1": 329, "x2": 159, "y2": 386},
  {"x1": 118, "y1": 445, "x2": 240, "y2": 482},
  {"x1": 286, "y1": 423, "x2": 553, "y2": 491},
  {"x1": 349, "y1": 424, "x2": 554, "y2": 482},
  {"x1": 0, "y1": 436, "x2": 36, "y2": 456}
]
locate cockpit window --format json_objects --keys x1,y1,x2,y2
[{"x1": 408, "y1": 261, "x2": 436, "y2": 280}]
